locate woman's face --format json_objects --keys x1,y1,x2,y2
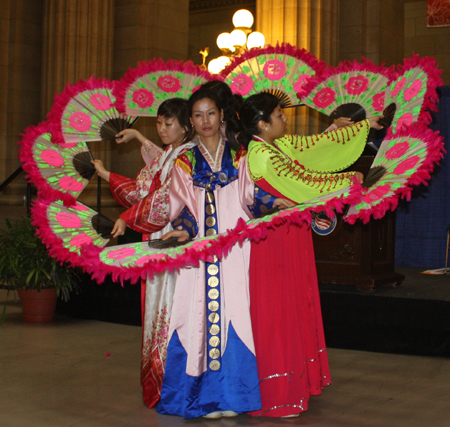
[
  {"x1": 190, "y1": 98, "x2": 223, "y2": 139},
  {"x1": 156, "y1": 115, "x2": 186, "y2": 146},
  {"x1": 266, "y1": 105, "x2": 288, "y2": 139}
]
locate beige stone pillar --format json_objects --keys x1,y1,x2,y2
[
  {"x1": 110, "y1": 0, "x2": 190, "y2": 180},
  {"x1": 256, "y1": 0, "x2": 339, "y2": 135}
]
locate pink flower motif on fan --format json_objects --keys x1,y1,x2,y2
[
  {"x1": 372, "y1": 92, "x2": 385, "y2": 112},
  {"x1": 293, "y1": 75, "x2": 310, "y2": 97},
  {"x1": 72, "y1": 203, "x2": 90, "y2": 212},
  {"x1": 157, "y1": 75, "x2": 181, "y2": 93},
  {"x1": 90, "y1": 94, "x2": 112, "y2": 111},
  {"x1": 345, "y1": 76, "x2": 369, "y2": 95},
  {"x1": 363, "y1": 184, "x2": 392, "y2": 204},
  {"x1": 132, "y1": 89, "x2": 155, "y2": 108},
  {"x1": 396, "y1": 113, "x2": 413, "y2": 131},
  {"x1": 404, "y1": 80, "x2": 422, "y2": 101},
  {"x1": 56, "y1": 212, "x2": 82, "y2": 228},
  {"x1": 313, "y1": 88, "x2": 336, "y2": 109},
  {"x1": 41, "y1": 150, "x2": 64, "y2": 168},
  {"x1": 391, "y1": 77, "x2": 406, "y2": 97},
  {"x1": 136, "y1": 254, "x2": 153, "y2": 265},
  {"x1": 107, "y1": 247, "x2": 136, "y2": 260},
  {"x1": 70, "y1": 234, "x2": 93, "y2": 248},
  {"x1": 263, "y1": 60, "x2": 286, "y2": 81},
  {"x1": 230, "y1": 74, "x2": 254, "y2": 96},
  {"x1": 69, "y1": 112, "x2": 91, "y2": 132},
  {"x1": 393, "y1": 156, "x2": 421, "y2": 174},
  {"x1": 385, "y1": 141, "x2": 410, "y2": 159},
  {"x1": 59, "y1": 176, "x2": 84, "y2": 192}
]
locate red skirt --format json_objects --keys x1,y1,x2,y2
[{"x1": 248, "y1": 223, "x2": 331, "y2": 417}]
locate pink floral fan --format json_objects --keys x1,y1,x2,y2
[
  {"x1": 383, "y1": 54, "x2": 443, "y2": 134},
  {"x1": 47, "y1": 76, "x2": 136, "y2": 147},
  {"x1": 114, "y1": 58, "x2": 217, "y2": 117},
  {"x1": 19, "y1": 122, "x2": 95, "y2": 205},
  {"x1": 31, "y1": 198, "x2": 114, "y2": 266},
  {"x1": 344, "y1": 124, "x2": 445, "y2": 224},
  {"x1": 299, "y1": 58, "x2": 395, "y2": 122},
  {"x1": 220, "y1": 43, "x2": 325, "y2": 108}
]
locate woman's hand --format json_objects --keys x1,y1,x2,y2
[
  {"x1": 91, "y1": 159, "x2": 110, "y2": 182},
  {"x1": 115, "y1": 128, "x2": 145, "y2": 144},
  {"x1": 161, "y1": 229, "x2": 190, "y2": 242},
  {"x1": 354, "y1": 172, "x2": 364, "y2": 184},
  {"x1": 273, "y1": 198, "x2": 296, "y2": 209},
  {"x1": 111, "y1": 218, "x2": 127, "y2": 238},
  {"x1": 368, "y1": 116, "x2": 384, "y2": 130},
  {"x1": 334, "y1": 117, "x2": 354, "y2": 128}
]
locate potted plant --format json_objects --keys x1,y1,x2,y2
[{"x1": 0, "y1": 216, "x2": 80, "y2": 322}]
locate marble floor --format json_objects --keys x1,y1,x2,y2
[{"x1": 2, "y1": 290, "x2": 450, "y2": 427}]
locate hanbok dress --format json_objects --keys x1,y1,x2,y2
[
  {"x1": 108, "y1": 139, "x2": 196, "y2": 408},
  {"x1": 156, "y1": 138, "x2": 262, "y2": 419},
  {"x1": 245, "y1": 121, "x2": 371, "y2": 417}
]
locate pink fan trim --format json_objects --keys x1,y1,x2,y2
[
  {"x1": 220, "y1": 42, "x2": 326, "y2": 81},
  {"x1": 344, "y1": 123, "x2": 445, "y2": 224},
  {"x1": 299, "y1": 57, "x2": 396, "y2": 101},
  {"x1": 47, "y1": 75, "x2": 117, "y2": 146},
  {"x1": 113, "y1": 58, "x2": 220, "y2": 115},
  {"x1": 18, "y1": 122, "x2": 78, "y2": 207}
]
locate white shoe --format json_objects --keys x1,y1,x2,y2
[
  {"x1": 222, "y1": 410, "x2": 239, "y2": 417},
  {"x1": 203, "y1": 411, "x2": 222, "y2": 419}
]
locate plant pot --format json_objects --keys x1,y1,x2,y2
[{"x1": 18, "y1": 288, "x2": 57, "y2": 323}]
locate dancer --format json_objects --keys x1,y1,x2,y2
[
  {"x1": 92, "y1": 98, "x2": 195, "y2": 408},
  {"x1": 156, "y1": 89, "x2": 277, "y2": 419},
  {"x1": 227, "y1": 92, "x2": 383, "y2": 417}
]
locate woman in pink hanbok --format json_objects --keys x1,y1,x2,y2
[{"x1": 92, "y1": 98, "x2": 195, "y2": 408}]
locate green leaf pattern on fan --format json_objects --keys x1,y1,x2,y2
[{"x1": 47, "y1": 201, "x2": 110, "y2": 253}]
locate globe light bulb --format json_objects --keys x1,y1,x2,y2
[
  {"x1": 207, "y1": 58, "x2": 221, "y2": 74},
  {"x1": 230, "y1": 29, "x2": 247, "y2": 48},
  {"x1": 246, "y1": 31, "x2": 265, "y2": 49},
  {"x1": 216, "y1": 33, "x2": 232, "y2": 50},
  {"x1": 232, "y1": 9, "x2": 254, "y2": 28}
]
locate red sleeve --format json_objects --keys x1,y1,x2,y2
[{"x1": 109, "y1": 172, "x2": 140, "y2": 208}]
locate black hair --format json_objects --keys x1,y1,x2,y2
[
  {"x1": 228, "y1": 92, "x2": 280, "y2": 148},
  {"x1": 187, "y1": 88, "x2": 223, "y2": 116},
  {"x1": 157, "y1": 98, "x2": 193, "y2": 142},
  {"x1": 199, "y1": 81, "x2": 244, "y2": 145}
]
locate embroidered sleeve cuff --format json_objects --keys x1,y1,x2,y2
[
  {"x1": 247, "y1": 184, "x2": 277, "y2": 218},
  {"x1": 171, "y1": 206, "x2": 198, "y2": 239}
]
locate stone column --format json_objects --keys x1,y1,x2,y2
[
  {"x1": 256, "y1": 0, "x2": 339, "y2": 135},
  {"x1": 41, "y1": 0, "x2": 115, "y2": 207},
  {"x1": 0, "y1": 0, "x2": 43, "y2": 187},
  {"x1": 110, "y1": 0, "x2": 190, "y2": 180}
]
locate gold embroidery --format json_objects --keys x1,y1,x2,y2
[
  {"x1": 208, "y1": 289, "x2": 219, "y2": 299},
  {"x1": 209, "y1": 336, "x2": 220, "y2": 347},
  {"x1": 209, "y1": 360, "x2": 220, "y2": 371},
  {"x1": 206, "y1": 192, "x2": 215, "y2": 203},
  {"x1": 207, "y1": 264, "x2": 219, "y2": 275},
  {"x1": 210, "y1": 324, "x2": 220, "y2": 335},
  {"x1": 209, "y1": 348, "x2": 221, "y2": 359},
  {"x1": 206, "y1": 228, "x2": 217, "y2": 236},
  {"x1": 208, "y1": 301, "x2": 219, "y2": 311},
  {"x1": 209, "y1": 313, "x2": 220, "y2": 323},
  {"x1": 206, "y1": 204, "x2": 215, "y2": 215},
  {"x1": 206, "y1": 216, "x2": 216, "y2": 227},
  {"x1": 208, "y1": 276, "x2": 219, "y2": 287}
]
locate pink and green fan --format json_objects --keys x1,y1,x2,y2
[
  {"x1": 19, "y1": 122, "x2": 95, "y2": 205},
  {"x1": 31, "y1": 198, "x2": 114, "y2": 265},
  {"x1": 299, "y1": 58, "x2": 395, "y2": 123},
  {"x1": 220, "y1": 43, "x2": 325, "y2": 107},
  {"x1": 114, "y1": 58, "x2": 217, "y2": 117},
  {"x1": 47, "y1": 76, "x2": 136, "y2": 147},
  {"x1": 383, "y1": 54, "x2": 443, "y2": 134},
  {"x1": 344, "y1": 125, "x2": 445, "y2": 224}
]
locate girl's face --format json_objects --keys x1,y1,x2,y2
[
  {"x1": 190, "y1": 98, "x2": 223, "y2": 139},
  {"x1": 265, "y1": 105, "x2": 288, "y2": 139},
  {"x1": 156, "y1": 116, "x2": 186, "y2": 146}
]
